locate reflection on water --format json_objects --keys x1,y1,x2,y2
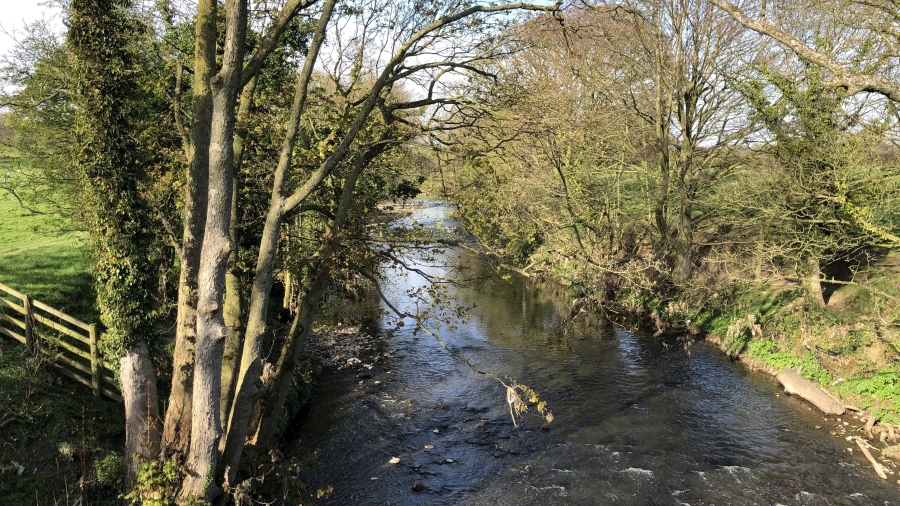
[{"x1": 288, "y1": 202, "x2": 898, "y2": 505}]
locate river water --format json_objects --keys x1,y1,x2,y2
[{"x1": 288, "y1": 202, "x2": 899, "y2": 505}]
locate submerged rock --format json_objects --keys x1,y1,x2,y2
[{"x1": 776, "y1": 368, "x2": 844, "y2": 415}]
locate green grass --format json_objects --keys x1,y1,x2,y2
[
  {"x1": 0, "y1": 191, "x2": 96, "y2": 321},
  {"x1": 745, "y1": 339, "x2": 835, "y2": 385},
  {"x1": 0, "y1": 174, "x2": 121, "y2": 502}
]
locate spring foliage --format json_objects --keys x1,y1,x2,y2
[{"x1": 68, "y1": 0, "x2": 160, "y2": 356}]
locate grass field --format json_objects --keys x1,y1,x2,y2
[
  {"x1": 1, "y1": 159, "x2": 123, "y2": 502},
  {"x1": 0, "y1": 188, "x2": 96, "y2": 320}
]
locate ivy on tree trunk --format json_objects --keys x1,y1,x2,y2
[{"x1": 68, "y1": 0, "x2": 161, "y2": 487}]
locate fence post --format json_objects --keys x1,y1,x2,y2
[
  {"x1": 23, "y1": 295, "x2": 34, "y2": 354},
  {"x1": 89, "y1": 323, "x2": 100, "y2": 399}
]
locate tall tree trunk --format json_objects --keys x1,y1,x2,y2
[
  {"x1": 251, "y1": 274, "x2": 328, "y2": 444},
  {"x1": 218, "y1": 0, "x2": 337, "y2": 486},
  {"x1": 653, "y1": 62, "x2": 671, "y2": 248},
  {"x1": 806, "y1": 256, "x2": 826, "y2": 308},
  {"x1": 221, "y1": 76, "x2": 258, "y2": 426},
  {"x1": 162, "y1": 0, "x2": 216, "y2": 456},
  {"x1": 673, "y1": 200, "x2": 693, "y2": 282},
  {"x1": 251, "y1": 139, "x2": 378, "y2": 445},
  {"x1": 655, "y1": 151, "x2": 670, "y2": 245},
  {"x1": 180, "y1": 0, "x2": 246, "y2": 499},
  {"x1": 283, "y1": 271, "x2": 293, "y2": 310},
  {"x1": 120, "y1": 339, "x2": 161, "y2": 489}
]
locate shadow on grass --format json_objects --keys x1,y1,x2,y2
[
  {"x1": 0, "y1": 338, "x2": 124, "y2": 504},
  {"x1": 0, "y1": 243, "x2": 97, "y2": 322}
]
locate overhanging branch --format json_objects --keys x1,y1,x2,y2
[{"x1": 708, "y1": 0, "x2": 900, "y2": 102}]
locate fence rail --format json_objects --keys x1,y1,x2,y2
[{"x1": 0, "y1": 281, "x2": 122, "y2": 402}]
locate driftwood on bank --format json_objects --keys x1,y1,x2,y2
[
  {"x1": 854, "y1": 437, "x2": 888, "y2": 480},
  {"x1": 776, "y1": 368, "x2": 845, "y2": 415}
]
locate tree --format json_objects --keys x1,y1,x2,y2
[
  {"x1": 67, "y1": 0, "x2": 163, "y2": 487},
  {"x1": 109, "y1": 0, "x2": 563, "y2": 500},
  {"x1": 7, "y1": 1, "x2": 588, "y2": 501},
  {"x1": 729, "y1": 54, "x2": 900, "y2": 306},
  {"x1": 707, "y1": 0, "x2": 900, "y2": 101},
  {"x1": 213, "y1": 2, "x2": 563, "y2": 496},
  {"x1": 445, "y1": 1, "x2": 754, "y2": 290},
  {"x1": 589, "y1": 0, "x2": 753, "y2": 282},
  {"x1": 1, "y1": 20, "x2": 90, "y2": 222}
]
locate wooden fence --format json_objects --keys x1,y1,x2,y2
[{"x1": 0, "y1": 281, "x2": 122, "y2": 402}]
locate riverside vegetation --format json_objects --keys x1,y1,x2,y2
[
  {"x1": 1, "y1": 0, "x2": 900, "y2": 503},
  {"x1": 0, "y1": 144, "x2": 379, "y2": 503},
  {"x1": 439, "y1": 2, "x2": 900, "y2": 433}
]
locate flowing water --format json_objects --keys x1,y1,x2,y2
[{"x1": 287, "y1": 202, "x2": 899, "y2": 505}]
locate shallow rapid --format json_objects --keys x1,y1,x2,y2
[{"x1": 288, "y1": 202, "x2": 898, "y2": 505}]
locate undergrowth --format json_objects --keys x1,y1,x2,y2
[{"x1": 0, "y1": 338, "x2": 124, "y2": 504}]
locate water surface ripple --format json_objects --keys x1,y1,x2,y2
[{"x1": 288, "y1": 202, "x2": 898, "y2": 505}]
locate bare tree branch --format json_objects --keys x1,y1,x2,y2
[
  {"x1": 708, "y1": 0, "x2": 900, "y2": 101},
  {"x1": 241, "y1": 0, "x2": 320, "y2": 87}
]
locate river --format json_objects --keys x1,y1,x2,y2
[{"x1": 287, "y1": 201, "x2": 898, "y2": 505}]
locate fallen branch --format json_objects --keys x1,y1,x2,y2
[{"x1": 854, "y1": 437, "x2": 887, "y2": 480}]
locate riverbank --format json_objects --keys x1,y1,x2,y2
[
  {"x1": 692, "y1": 280, "x2": 898, "y2": 426},
  {"x1": 443, "y1": 193, "x2": 900, "y2": 476},
  {"x1": 0, "y1": 321, "x2": 384, "y2": 504},
  {"x1": 434, "y1": 192, "x2": 900, "y2": 465},
  {"x1": 584, "y1": 265, "x2": 900, "y2": 474},
  {"x1": 507, "y1": 232, "x2": 900, "y2": 428}
]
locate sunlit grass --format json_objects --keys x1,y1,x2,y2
[
  {"x1": 0, "y1": 181, "x2": 96, "y2": 320},
  {"x1": 0, "y1": 156, "x2": 120, "y2": 502}
]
